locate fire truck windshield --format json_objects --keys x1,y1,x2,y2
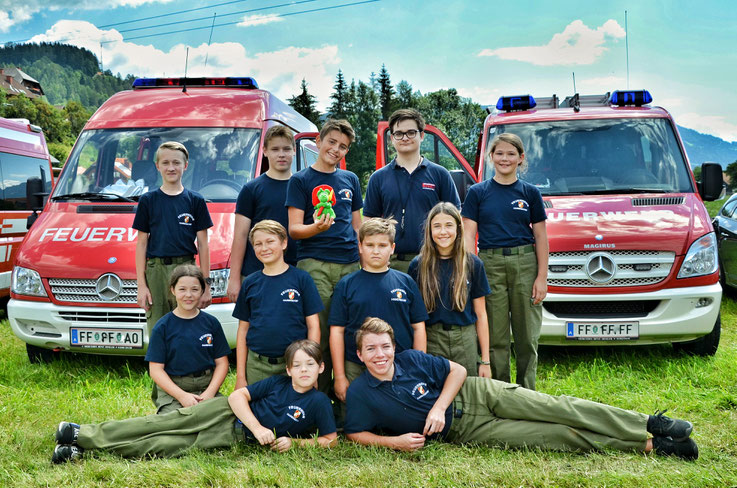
[
  {"x1": 53, "y1": 127, "x2": 261, "y2": 202},
  {"x1": 486, "y1": 118, "x2": 694, "y2": 196}
]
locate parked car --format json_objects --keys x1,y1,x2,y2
[{"x1": 712, "y1": 192, "x2": 737, "y2": 289}]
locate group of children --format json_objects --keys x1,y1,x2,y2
[{"x1": 51, "y1": 109, "x2": 699, "y2": 463}]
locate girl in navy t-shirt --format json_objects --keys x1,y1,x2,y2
[
  {"x1": 408, "y1": 203, "x2": 491, "y2": 377},
  {"x1": 461, "y1": 133, "x2": 549, "y2": 390},
  {"x1": 145, "y1": 264, "x2": 230, "y2": 413},
  {"x1": 52, "y1": 340, "x2": 336, "y2": 462}
]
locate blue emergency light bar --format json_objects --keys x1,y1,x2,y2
[
  {"x1": 132, "y1": 77, "x2": 259, "y2": 89},
  {"x1": 609, "y1": 90, "x2": 652, "y2": 107},
  {"x1": 496, "y1": 95, "x2": 537, "y2": 112}
]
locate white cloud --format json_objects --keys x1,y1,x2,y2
[
  {"x1": 456, "y1": 86, "x2": 502, "y2": 105},
  {"x1": 28, "y1": 20, "x2": 339, "y2": 109},
  {"x1": 237, "y1": 14, "x2": 283, "y2": 28},
  {"x1": 478, "y1": 19, "x2": 625, "y2": 66},
  {"x1": 0, "y1": 0, "x2": 173, "y2": 33},
  {"x1": 672, "y1": 112, "x2": 737, "y2": 143}
]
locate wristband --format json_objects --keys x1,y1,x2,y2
[{"x1": 478, "y1": 360, "x2": 491, "y2": 366}]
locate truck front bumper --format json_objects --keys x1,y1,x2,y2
[
  {"x1": 540, "y1": 283, "x2": 722, "y2": 346},
  {"x1": 8, "y1": 299, "x2": 237, "y2": 355}
]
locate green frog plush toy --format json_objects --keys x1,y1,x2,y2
[{"x1": 314, "y1": 188, "x2": 336, "y2": 219}]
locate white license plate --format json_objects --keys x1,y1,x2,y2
[
  {"x1": 70, "y1": 327, "x2": 144, "y2": 349},
  {"x1": 566, "y1": 321, "x2": 639, "y2": 340}
]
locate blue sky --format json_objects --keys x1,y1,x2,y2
[{"x1": 2, "y1": 0, "x2": 736, "y2": 143}]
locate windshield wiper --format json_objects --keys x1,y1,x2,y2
[
  {"x1": 541, "y1": 191, "x2": 584, "y2": 196},
  {"x1": 52, "y1": 192, "x2": 136, "y2": 202},
  {"x1": 582, "y1": 188, "x2": 668, "y2": 195}
]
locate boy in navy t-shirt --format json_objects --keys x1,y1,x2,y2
[
  {"x1": 363, "y1": 108, "x2": 461, "y2": 273},
  {"x1": 226, "y1": 126, "x2": 299, "y2": 302},
  {"x1": 329, "y1": 218, "x2": 428, "y2": 402},
  {"x1": 133, "y1": 141, "x2": 213, "y2": 329},
  {"x1": 342, "y1": 319, "x2": 698, "y2": 461},
  {"x1": 232, "y1": 220, "x2": 322, "y2": 389},
  {"x1": 286, "y1": 119, "x2": 363, "y2": 392}
]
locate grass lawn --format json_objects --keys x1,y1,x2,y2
[
  {"x1": 1, "y1": 196, "x2": 734, "y2": 486},
  {"x1": 2, "y1": 300, "x2": 736, "y2": 488}
]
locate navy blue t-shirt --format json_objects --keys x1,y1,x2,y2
[
  {"x1": 145, "y1": 311, "x2": 230, "y2": 376},
  {"x1": 235, "y1": 174, "x2": 297, "y2": 276},
  {"x1": 132, "y1": 188, "x2": 213, "y2": 258},
  {"x1": 344, "y1": 349, "x2": 452, "y2": 438},
  {"x1": 232, "y1": 266, "x2": 323, "y2": 357},
  {"x1": 285, "y1": 166, "x2": 362, "y2": 264},
  {"x1": 244, "y1": 375, "x2": 336, "y2": 439},
  {"x1": 461, "y1": 178, "x2": 546, "y2": 250},
  {"x1": 363, "y1": 158, "x2": 461, "y2": 254},
  {"x1": 408, "y1": 255, "x2": 490, "y2": 326},
  {"x1": 328, "y1": 269, "x2": 429, "y2": 364}
]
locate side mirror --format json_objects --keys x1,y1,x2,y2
[
  {"x1": 26, "y1": 177, "x2": 48, "y2": 229},
  {"x1": 449, "y1": 170, "x2": 474, "y2": 203},
  {"x1": 699, "y1": 162, "x2": 724, "y2": 202}
]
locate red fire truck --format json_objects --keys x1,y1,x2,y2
[
  {"x1": 0, "y1": 117, "x2": 53, "y2": 301},
  {"x1": 376, "y1": 90, "x2": 724, "y2": 355},
  {"x1": 8, "y1": 77, "x2": 320, "y2": 362}
]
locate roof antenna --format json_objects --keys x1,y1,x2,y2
[
  {"x1": 625, "y1": 10, "x2": 630, "y2": 89},
  {"x1": 204, "y1": 13, "x2": 217, "y2": 71},
  {"x1": 183, "y1": 47, "x2": 189, "y2": 93},
  {"x1": 572, "y1": 71, "x2": 577, "y2": 94}
]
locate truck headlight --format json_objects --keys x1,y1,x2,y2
[
  {"x1": 11, "y1": 266, "x2": 48, "y2": 297},
  {"x1": 209, "y1": 269, "x2": 230, "y2": 298},
  {"x1": 677, "y1": 232, "x2": 718, "y2": 278}
]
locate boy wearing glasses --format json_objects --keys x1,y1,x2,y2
[{"x1": 363, "y1": 109, "x2": 461, "y2": 273}]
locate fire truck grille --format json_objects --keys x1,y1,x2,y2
[
  {"x1": 544, "y1": 300, "x2": 660, "y2": 318},
  {"x1": 48, "y1": 278, "x2": 138, "y2": 303},
  {"x1": 547, "y1": 250, "x2": 675, "y2": 287},
  {"x1": 58, "y1": 311, "x2": 146, "y2": 323}
]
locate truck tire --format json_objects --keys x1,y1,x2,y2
[
  {"x1": 674, "y1": 315, "x2": 721, "y2": 356},
  {"x1": 26, "y1": 343, "x2": 59, "y2": 364}
]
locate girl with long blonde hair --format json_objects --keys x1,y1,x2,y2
[{"x1": 408, "y1": 202, "x2": 491, "y2": 376}]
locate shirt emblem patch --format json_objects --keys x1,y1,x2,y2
[
  {"x1": 412, "y1": 382, "x2": 429, "y2": 399},
  {"x1": 511, "y1": 199, "x2": 529, "y2": 211},
  {"x1": 199, "y1": 333, "x2": 213, "y2": 347},
  {"x1": 422, "y1": 182, "x2": 436, "y2": 190},
  {"x1": 281, "y1": 289, "x2": 301, "y2": 303},
  {"x1": 178, "y1": 213, "x2": 195, "y2": 225},
  {"x1": 287, "y1": 405, "x2": 306, "y2": 422},
  {"x1": 338, "y1": 188, "x2": 353, "y2": 201},
  {"x1": 390, "y1": 288, "x2": 407, "y2": 302}
]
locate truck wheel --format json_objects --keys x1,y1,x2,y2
[
  {"x1": 26, "y1": 343, "x2": 59, "y2": 364},
  {"x1": 674, "y1": 315, "x2": 721, "y2": 356}
]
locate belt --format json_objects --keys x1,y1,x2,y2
[
  {"x1": 252, "y1": 352, "x2": 286, "y2": 365},
  {"x1": 148, "y1": 255, "x2": 194, "y2": 265},
  {"x1": 432, "y1": 323, "x2": 461, "y2": 331},
  {"x1": 173, "y1": 368, "x2": 212, "y2": 378},
  {"x1": 392, "y1": 253, "x2": 417, "y2": 262},
  {"x1": 485, "y1": 244, "x2": 534, "y2": 256}
]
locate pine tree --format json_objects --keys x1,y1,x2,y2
[
  {"x1": 346, "y1": 80, "x2": 381, "y2": 188},
  {"x1": 327, "y1": 70, "x2": 349, "y2": 120},
  {"x1": 287, "y1": 78, "x2": 321, "y2": 126},
  {"x1": 395, "y1": 80, "x2": 415, "y2": 108},
  {"x1": 377, "y1": 64, "x2": 396, "y2": 120}
]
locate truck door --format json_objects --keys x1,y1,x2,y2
[{"x1": 375, "y1": 121, "x2": 478, "y2": 201}]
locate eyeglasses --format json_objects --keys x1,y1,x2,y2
[{"x1": 391, "y1": 130, "x2": 421, "y2": 140}]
